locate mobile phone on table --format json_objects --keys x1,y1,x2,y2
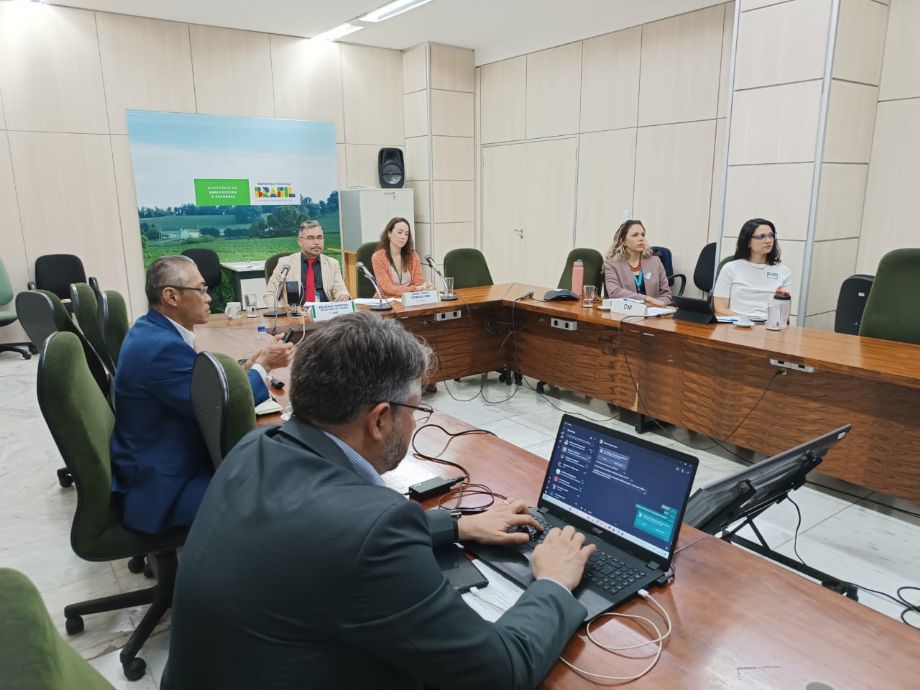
[{"x1": 434, "y1": 545, "x2": 488, "y2": 593}]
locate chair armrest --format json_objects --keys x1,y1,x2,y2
[{"x1": 671, "y1": 273, "x2": 687, "y2": 297}]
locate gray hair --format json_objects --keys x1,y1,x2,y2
[
  {"x1": 289, "y1": 312, "x2": 432, "y2": 425},
  {"x1": 298, "y1": 220, "x2": 321, "y2": 235},
  {"x1": 145, "y1": 255, "x2": 196, "y2": 305}
]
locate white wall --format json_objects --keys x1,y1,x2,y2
[
  {"x1": 476, "y1": 3, "x2": 734, "y2": 289},
  {"x1": 858, "y1": 0, "x2": 920, "y2": 275},
  {"x1": 0, "y1": 2, "x2": 406, "y2": 337}
]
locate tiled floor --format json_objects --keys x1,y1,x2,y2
[{"x1": 1, "y1": 353, "x2": 918, "y2": 686}]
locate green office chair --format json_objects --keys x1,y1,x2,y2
[
  {"x1": 191, "y1": 352, "x2": 257, "y2": 470},
  {"x1": 264, "y1": 251, "x2": 288, "y2": 282},
  {"x1": 70, "y1": 283, "x2": 110, "y2": 372},
  {"x1": 859, "y1": 248, "x2": 920, "y2": 345},
  {"x1": 17, "y1": 290, "x2": 111, "y2": 396},
  {"x1": 98, "y1": 290, "x2": 130, "y2": 372},
  {"x1": 0, "y1": 258, "x2": 34, "y2": 359},
  {"x1": 557, "y1": 248, "x2": 604, "y2": 292},
  {"x1": 37, "y1": 332, "x2": 186, "y2": 681},
  {"x1": 355, "y1": 241, "x2": 379, "y2": 298},
  {"x1": 444, "y1": 248, "x2": 494, "y2": 289},
  {"x1": 18, "y1": 289, "x2": 114, "y2": 487},
  {"x1": 0, "y1": 568, "x2": 116, "y2": 690}
]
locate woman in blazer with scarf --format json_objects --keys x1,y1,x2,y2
[{"x1": 602, "y1": 220, "x2": 671, "y2": 306}]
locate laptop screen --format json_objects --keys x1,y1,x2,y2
[{"x1": 540, "y1": 416, "x2": 698, "y2": 560}]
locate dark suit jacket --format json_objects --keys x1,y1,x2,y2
[
  {"x1": 162, "y1": 418, "x2": 587, "y2": 690},
  {"x1": 109, "y1": 309, "x2": 269, "y2": 534}
]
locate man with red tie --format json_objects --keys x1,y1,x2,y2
[{"x1": 264, "y1": 220, "x2": 351, "y2": 307}]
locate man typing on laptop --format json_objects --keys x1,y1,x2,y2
[
  {"x1": 163, "y1": 313, "x2": 595, "y2": 690},
  {"x1": 470, "y1": 414, "x2": 698, "y2": 621}
]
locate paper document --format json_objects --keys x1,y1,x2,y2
[
  {"x1": 353, "y1": 298, "x2": 398, "y2": 306},
  {"x1": 381, "y1": 456, "x2": 439, "y2": 495},
  {"x1": 647, "y1": 307, "x2": 677, "y2": 317},
  {"x1": 716, "y1": 315, "x2": 739, "y2": 323},
  {"x1": 254, "y1": 398, "x2": 284, "y2": 416},
  {"x1": 461, "y1": 560, "x2": 525, "y2": 621}
]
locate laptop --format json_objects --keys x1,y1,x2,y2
[{"x1": 468, "y1": 414, "x2": 698, "y2": 621}]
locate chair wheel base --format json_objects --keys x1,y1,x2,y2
[
  {"x1": 536, "y1": 381, "x2": 546, "y2": 394},
  {"x1": 127, "y1": 555, "x2": 146, "y2": 574},
  {"x1": 121, "y1": 655, "x2": 147, "y2": 681},
  {"x1": 65, "y1": 616, "x2": 84, "y2": 635}
]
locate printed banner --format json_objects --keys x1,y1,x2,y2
[{"x1": 126, "y1": 111, "x2": 338, "y2": 269}]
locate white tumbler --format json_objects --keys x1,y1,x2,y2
[{"x1": 766, "y1": 291, "x2": 792, "y2": 330}]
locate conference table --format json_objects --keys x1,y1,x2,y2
[
  {"x1": 194, "y1": 302, "x2": 920, "y2": 688},
  {"x1": 410, "y1": 413, "x2": 919, "y2": 689},
  {"x1": 196, "y1": 282, "x2": 920, "y2": 505}
]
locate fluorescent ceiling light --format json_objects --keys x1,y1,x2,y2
[
  {"x1": 360, "y1": 0, "x2": 434, "y2": 23},
  {"x1": 312, "y1": 22, "x2": 364, "y2": 42}
]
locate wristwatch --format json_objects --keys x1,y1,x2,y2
[{"x1": 450, "y1": 509, "x2": 462, "y2": 542}]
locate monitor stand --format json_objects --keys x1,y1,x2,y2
[{"x1": 720, "y1": 506, "x2": 859, "y2": 600}]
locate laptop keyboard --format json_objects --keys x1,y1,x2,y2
[
  {"x1": 509, "y1": 514, "x2": 646, "y2": 595},
  {"x1": 584, "y1": 551, "x2": 645, "y2": 594}
]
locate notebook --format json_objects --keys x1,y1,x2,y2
[{"x1": 468, "y1": 414, "x2": 698, "y2": 621}]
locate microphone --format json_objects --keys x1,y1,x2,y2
[
  {"x1": 423, "y1": 255, "x2": 458, "y2": 301},
  {"x1": 516, "y1": 290, "x2": 534, "y2": 301},
  {"x1": 265, "y1": 263, "x2": 291, "y2": 318},
  {"x1": 356, "y1": 261, "x2": 393, "y2": 312}
]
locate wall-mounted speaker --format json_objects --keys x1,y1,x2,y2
[{"x1": 378, "y1": 148, "x2": 405, "y2": 188}]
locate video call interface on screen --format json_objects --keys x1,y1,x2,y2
[{"x1": 541, "y1": 420, "x2": 695, "y2": 559}]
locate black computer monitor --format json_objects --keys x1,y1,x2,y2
[{"x1": 684, "y1": 424, "x2": 852, "y2": 534}]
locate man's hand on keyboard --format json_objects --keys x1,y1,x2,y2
[
  {"x1": 531, "y1": 525, "x2": 596, "y2": 591},
  {"x1": 457, "y1": 499, "x2": 542, "y2": 545}
]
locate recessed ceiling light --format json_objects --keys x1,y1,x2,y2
[
  {"x1": 312, "y1": 22, "x2": 364, "y2": 42},
  {"x1": 360, "y1": 0, "x2": 434, "y2": 23}
]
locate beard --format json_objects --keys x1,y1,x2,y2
[{"x1": 379, "y1": 423, "x2": 409, "y2": 474}]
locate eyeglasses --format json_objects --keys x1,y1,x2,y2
[
  {"x1": 162, "y1": 284, "x2": 209, "y2": 295},
  {"x1": 388, "y1": 401, "x2": 434, "y2": 425},
  {"x1": 752, "y1": 232, "x2": 776, "y2": 241},
  {"x1": 298, "y1": 235, "x2": 323, "y2": 242}
]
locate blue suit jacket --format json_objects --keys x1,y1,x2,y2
[{"x1": 110, "y1": 309, "x2": 268, "y2": 534}]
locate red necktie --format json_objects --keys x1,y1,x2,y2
[{"x1": 304, "y1": 259, "x2": 316, "y2": 303}]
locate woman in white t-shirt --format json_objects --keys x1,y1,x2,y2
[{"x1": 713, "y1": 218, "x2": 792, "y2": 321}]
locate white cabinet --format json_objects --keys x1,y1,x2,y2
[
  {"x1": 339, "y1": 189, "x2": 415, "y2": 251},
  {"x1": 481, "y1": 138, "x2": 578, "y2": 286}
]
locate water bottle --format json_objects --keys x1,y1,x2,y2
[
  {"x1": 571, "y1": 259, "x2": 584, "y2": 296},
  {"x1": 766, "y1": 290, "x2": 792, "y2": 331},
  {"x1": 254, "y1": 324, "x2": 270, "y2": 349}
]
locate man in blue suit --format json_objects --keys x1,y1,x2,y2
[{"x1": 110, "y1": 255, "x2": 293, "y2": 534}]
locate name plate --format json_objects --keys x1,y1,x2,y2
[
  {"x1": 309, "y1": 300, "x2": 356, "y2": 321},
  {"x1": 603, "y1": 298, "x2": 648, "y2": 316},
  {"x1": 401, "y1": 290, "x2": 441, "y2": 307}
]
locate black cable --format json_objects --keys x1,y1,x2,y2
[
  {"x1": 518, "y1": 376, "x2": 621, "y2": 423},
  {"x1": 786, "y1": 496, "x2": 920, "y2": 630},
  {"x1": 617, "y1": 319, "x2": 782, "y2": 464},
  {"x1": 410, "y1": 422, "x2": 499, "y2": 481},
  {"x1": 428, "y1": 293, "x2": 525, "y2": 405}
]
